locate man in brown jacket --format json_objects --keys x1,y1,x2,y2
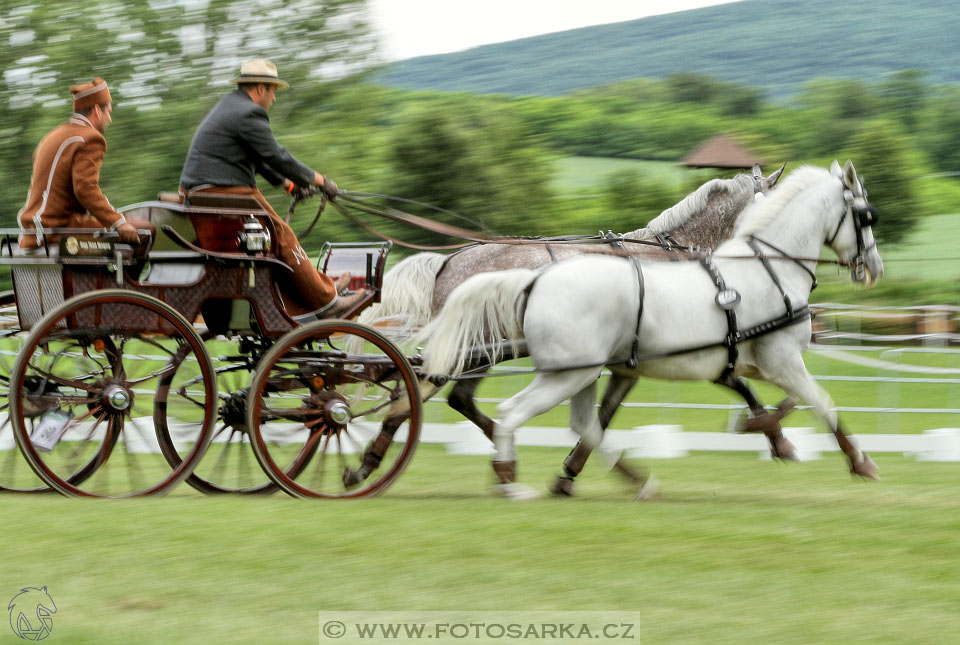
[{"x1": 18, "y1": 77, "x2": 151, "y2": 250}]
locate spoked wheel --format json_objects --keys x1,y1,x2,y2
[
  {"x1": 10, "y1": 291, "x2": 217, "y2": 497},
  {"x1": 156, "y1": 332, "x2": 285, "y2": 494},
  {"x1": 247, "y1": 320, "x2": 421, "y2": 498},
  {"x1": 0, "y1": 291, "x2": 50, "y2": 493}
]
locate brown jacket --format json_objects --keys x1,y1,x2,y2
[{"x1": 18, "y1": 114, "x2": 124, "y2": 249}]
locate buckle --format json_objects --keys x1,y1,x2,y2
[{"x1": 716, "y1": 289, "x2": 741, "y2": 310}]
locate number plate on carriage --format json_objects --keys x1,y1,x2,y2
[
  {"x1": 59, "y1": 236, "x2": 115, "y2": 257},
  {"x1": 31, "y1": 410, "x2": 74, "y2": 452}
]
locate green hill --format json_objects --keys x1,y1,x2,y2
[{"x1": 379, "y1": 0, "x2": 960, "y2": 98}]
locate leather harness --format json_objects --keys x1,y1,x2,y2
[{"x1": 532, "y1": 243, "x2": 816, "y2": 378}]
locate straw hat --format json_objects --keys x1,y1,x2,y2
[{"x1": 229, "y1": 59, "x2": 289, "y2": 89}]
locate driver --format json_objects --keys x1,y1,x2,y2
[
  {"x1": 18, "y1": 77, "x2": 154, "y2": 250},
  {"x1": 179, "y1": 58, "x2": 365, "y2": 320}
]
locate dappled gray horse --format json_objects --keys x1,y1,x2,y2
[{"x1": 349, "y1": 164, "x2": 792, "y2": 491}]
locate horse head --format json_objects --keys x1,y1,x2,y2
[{"x1": 827, "y1": 160, "x2": 884, "y2": 287}]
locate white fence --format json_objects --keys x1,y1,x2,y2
[{"x1": 418, "y1": 422, "x2": 960, "y2": 462}]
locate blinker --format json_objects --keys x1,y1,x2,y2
[{"x1": 855, "y1": 204, "x2": 878, "y2": 227}]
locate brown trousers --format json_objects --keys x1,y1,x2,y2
[{"x1": 184, "y1": 185, "x2": 336, "y2": 315}]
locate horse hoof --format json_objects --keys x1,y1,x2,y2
[
  {"x1": 851, "y1": 453, "x2": 880, "y2": 480},
  {"x1": 634, "y1": 474, "x2": 661, "y2": 501},
  {"x1": 549, "y1": 476, "x2": 575, "y2": 497},
  {"x1": 495, "y1": 482, "x2": 541, "y2": 501},
  {"x1": 773, "y1": 438, "x2": 800, "y2": 462},
  {"x1": 342, "y1": 467, "x2": 366, "y2": 488}
]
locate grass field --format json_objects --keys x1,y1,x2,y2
[{"x1": 1, "y1": 448, "x2": 958, "y2": 643}]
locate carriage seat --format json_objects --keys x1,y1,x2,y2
[
  {"x1": 157, "y1": 192, "x2": 183, "y2": 204},
  {"x1": 156, "y1": 191, "x2": 265, "y2": 212}
]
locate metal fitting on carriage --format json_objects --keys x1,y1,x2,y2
[{"x1": 237, "y1": 215, "x2": 271, "y2": 253}]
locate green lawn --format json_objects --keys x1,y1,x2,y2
[{"x1": 1, "y1": 448, "x2": 958, "y2": 643}]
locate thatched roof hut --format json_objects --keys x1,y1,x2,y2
[{"x1": 681, "y1": 134, "x2": 762, "y2": 169}]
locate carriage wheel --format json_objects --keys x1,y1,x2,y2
[
  {"x1": 9, "y1": 291, "x2": 217, "y2": 497},
  {"x1": 0, "y1": 291, "x2": 52, "y2": 493},
  {"x1": 155, "y1": 332, "x2": 291, "y2": 494},
  {"x1": 247, "y1": 320, "x2": 421, "y2": 498}
]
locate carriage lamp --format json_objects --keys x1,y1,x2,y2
[{"x1": 238, "y1": 215, "x2": 271, "y2": 253}]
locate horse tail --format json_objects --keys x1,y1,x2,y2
[
  {"x1": 418, "y1": 268, "x2": 539, "y2": 377},
  {"x1": 357, "y1": 252, "x2": 447, "y2": 342}
]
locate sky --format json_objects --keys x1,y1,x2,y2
[{"x1": 368, "y1": 0, "x2": 740, "y2": 62}]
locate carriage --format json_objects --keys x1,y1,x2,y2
[{"x1": 0, "y1": 192, "x2": 422, "y2": 498}]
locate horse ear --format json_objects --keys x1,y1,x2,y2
[
  {"x1": 752, "y1": 162, "x2": 762, "y2": 177},
  {"x1": 830, "y1": 160, "x2": 843, "y2": 179},
  {"x1": 843, "y1": 160, "x2": 861, "y2": 195},
  {"x1": 764, "y1": 162, "x2": 786, "y2": 189}
]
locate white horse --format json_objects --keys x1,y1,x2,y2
[{"x1": 420, "y1": 161, "x2": 884, "y2": 500}]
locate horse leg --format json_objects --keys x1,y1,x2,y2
[
  {"x1": 716, "y1": 375, "x2": 798, "y2": 461},
  {"x1": 761, "y1": 353, "x2": 878, "y2": 479},
  {"x1": 551, "y1": 373, "x2": 643, "y2": 497},
  {"x1": 342, "y1": 379, "x2": 440, "y2": 488},
  {"x1": 568, "y1": 380, "x2": 660, "y2": 501},
  {"x1": 494, "y1": 368, "x2": 602, "y2": 500},
  {"x1": 447, "y1": 365, "x2": 495, "y2": 441},
  {"x1": 446, "y1": 366, "x2": 525, "y2": 485}
]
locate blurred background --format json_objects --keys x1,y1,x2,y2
[{"x1": 1, "y1": 0, "x2": 957, "y2": 306}]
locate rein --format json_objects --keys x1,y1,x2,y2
[{"x1": 288, "y1": 189, "x2": 856, "y2": 267}]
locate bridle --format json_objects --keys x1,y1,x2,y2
[{"x1": 824, "y1": 174, "x2": 879, "y2": 281}]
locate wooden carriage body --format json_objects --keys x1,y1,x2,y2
[{"x1": 1, "y1": 194, "x2": 391, "y2": 337}]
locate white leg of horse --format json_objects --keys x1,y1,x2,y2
[
  {"x1": 569, "y1": 382, "x2": 616, "y2": 468},
  {"x1": 759, "y1": 350, "x2": 879, "y2": 479},
  {"x1": 568, "y1": 382, "x2": 660, "y2": 501},
  {"x1": 493, "y1": 368, "x2": 602, "y2": 500},
  {"x1": 553, "y1": 373, "x2": 643, "y2": 497}
]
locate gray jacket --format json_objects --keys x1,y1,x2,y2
[{"x1": 180, "y1": 89, "x2": 314, "y2": 190}]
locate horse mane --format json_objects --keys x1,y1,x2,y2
[
  {"x1": 733, "y1": 165, "x2": 830, "y2": 238},
  {"x1": 624, "y1": 173, "x2": 756, "y2": 239}
]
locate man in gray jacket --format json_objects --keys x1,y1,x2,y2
[{"x1": 180, "y1": 58, "x2": 361, "y2": 319}]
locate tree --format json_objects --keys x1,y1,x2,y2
[
  {"x1": 879, "y1": 69, "x2": 926, "y2": 132},
  {"x1": 602, "y1": 170, "x2": 679, "y2": 234},
  {"x1": 385, "y1": 102, "x2": 554, "y2": 245},
  {"x1": 666, "y1": 73, "x2": 720, "y2": 105},
  {"x1": 0, "y1": 0, "x2": 375, "y2": 220},
  {"x1": 920, "y1": 87, "x2": 960, "y2": 174},
  {"x1": 845, "y1": 120, "x2": 919, "y2": 244}
]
